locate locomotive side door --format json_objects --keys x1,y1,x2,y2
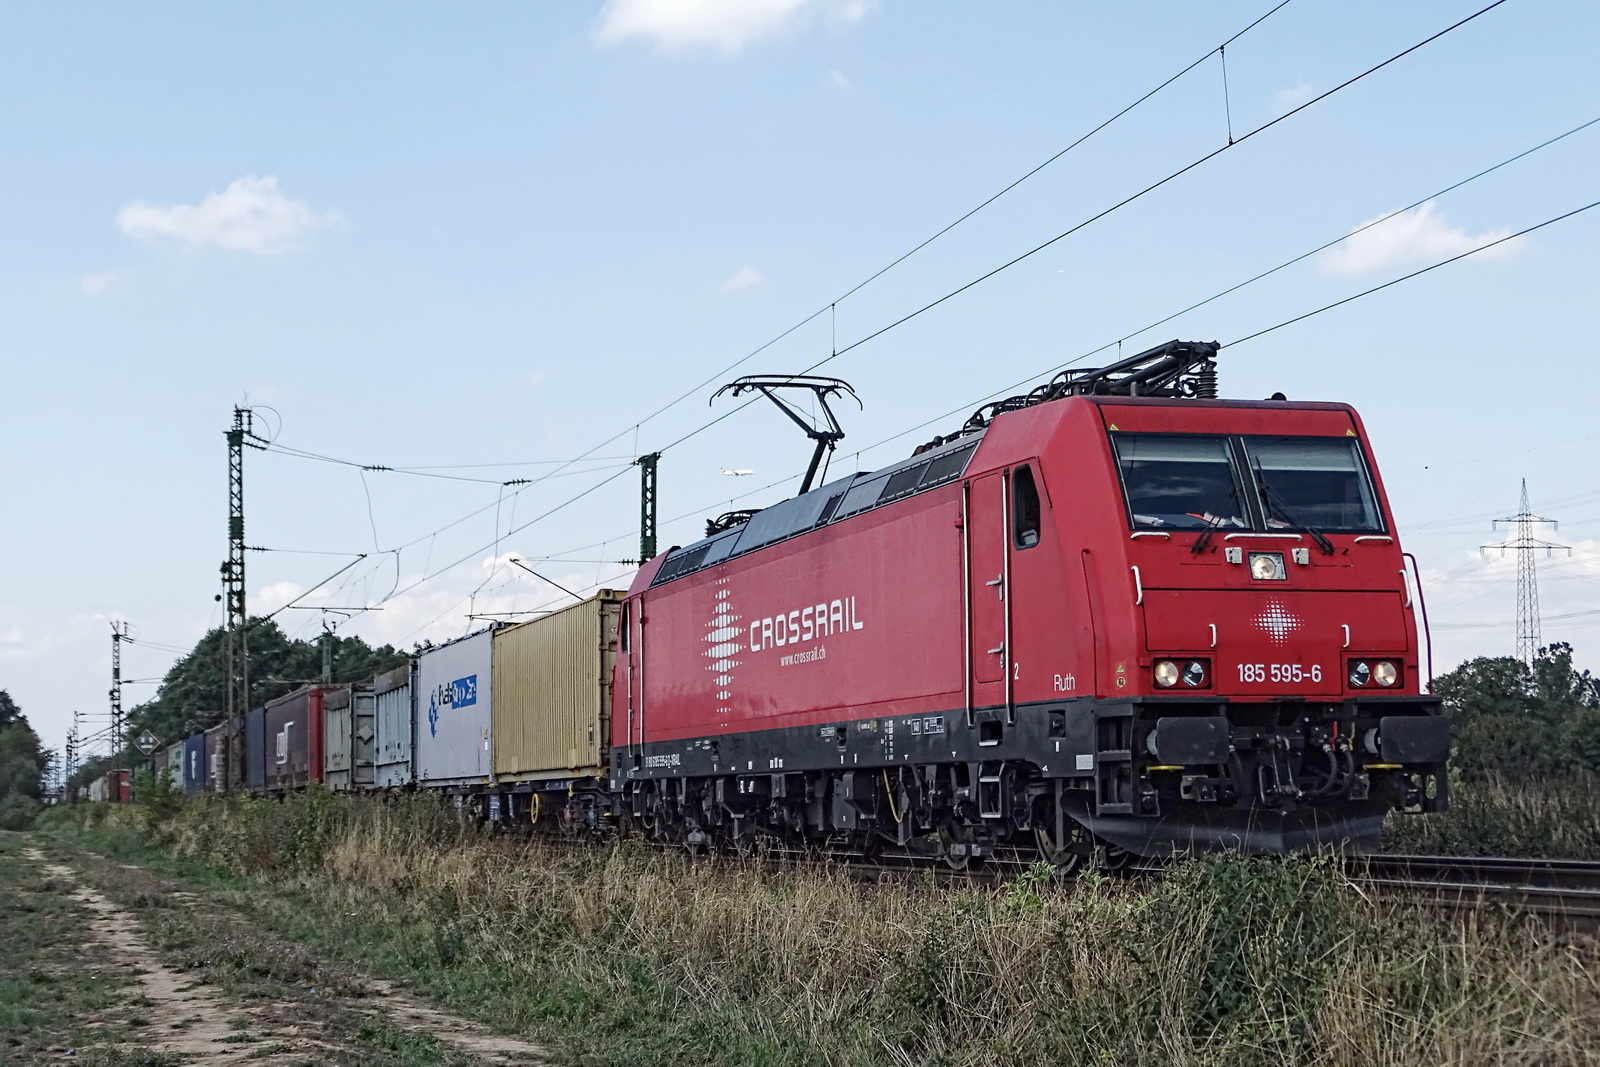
[{"x1": 964, "y1": 471, "x2": 1010, "y2": 721}]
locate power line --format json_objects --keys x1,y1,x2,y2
[
  {"x1": 366, "y1": 465, "x2": 636, "y2": 613},
  {"x1": 1226, "y1": 199, "x2": 1600, "y2": 348},
  {"x1": 262, "y1": 555, "x2": 370, "y2": 620},
  {"x1": 492, "y1": 189, "x2": 1593, "y2": 581},
  {"x1": 262, "y1": 441, "x2": 631, "y2": 485},
  {"x1": 450, "y1": 105, "x2": 1593, "y2": 585},
  {"x1": 462, "y1": 0, "x2": 1303, "y2": 496},
  {"x1": 778, "y1": 124, "x2": 1600, "y2": 471},
  {"x1": 632, "y1": 0, "x2": 1516, "y2": 463},
  {"x1": 828, "y1": 0, "x2": 1298, "y2": 309},
  {"x1": 795, "y1": 0, "x2": 1512, "y2": 382}
]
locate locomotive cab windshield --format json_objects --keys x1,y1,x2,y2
[{"x1": 1113, "y1": 431, "x2": 1383, "y2": 533}]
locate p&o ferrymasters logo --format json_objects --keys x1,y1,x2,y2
[{"x1": 427, "y1": 674, "x2": 478, "y2": 737}]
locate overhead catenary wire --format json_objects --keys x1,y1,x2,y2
[
  {"x1": 469, "y1": 158, "x2": 1596, "y2": 586},
  {"x1": 632, "y1": 0, "x2": 1517, "y2": 462},
  {"x1": 1225, "y1": 199, "x2": 1600, "y2": 348},
  {"x1": 452, "y1": 0, "x2": 1303, "y2": 497},
  {"x1": 261, "y1": 555, "x2": 369, "y2": 621},
  {"x1": 775, "y1": 118, "x2": 1599, "y2": 471},
  {"x1": 786, "y1": 0, "x2": 1513, "y2": 387}
]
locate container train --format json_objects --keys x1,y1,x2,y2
[{"x1": 107, "y1": 342, "x2": 1451, "y2": 869}]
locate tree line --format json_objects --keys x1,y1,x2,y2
[{"x1": 65, "y1": 618, "x2": 413, "y2": 794}]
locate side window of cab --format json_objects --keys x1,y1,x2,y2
[{"x1": 1012, "y1": 465, "x2": 1042, "y2": 549}]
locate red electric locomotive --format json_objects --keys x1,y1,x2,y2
[{"x1": 609, "y1": 341, "x2": 1450, "y2": 867}]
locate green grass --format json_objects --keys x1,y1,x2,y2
[{"x1": 0, "y1": 830, "x2": 177, "y2": 1066}]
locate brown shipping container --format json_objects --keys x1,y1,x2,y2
[
  {"x1": 492, "y1": 591, "x2": 621, "y2": 783},
  {"x1": 264, "y1": 686, "x2": 327, "y2": 792}
]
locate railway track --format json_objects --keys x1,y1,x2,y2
[
  {"x1": 762, "y1": 845, "x2": 1600, "y2": 928},
  {"x1": 1348, "y1": 854, "x2": 1600, "y2": 928},
  {"x1": 537, "y1": 831, "x2": 1600, "y2": 927}
]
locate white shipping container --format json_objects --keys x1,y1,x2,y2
[
  {"x1": 374, "y1": 664, "x2": 414, "y2": 788},
  {"x1": 415, "y1": 629, "x2": 494, "y2": 786}
]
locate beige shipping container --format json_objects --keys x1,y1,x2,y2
[{"x1": 492, "y1": 591, "x2": 622, "y2": 783}]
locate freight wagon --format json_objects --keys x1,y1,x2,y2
[
  {"x1": 246, "y1": 707, "x2": 267, "y2": 792},
  {"x1": 204, "y1": 722, "x2": 227, "y2": 792},
  {"x1": 487, "y1": 593, "x2": 622, "y2": 828},
  {"x1": 89, "y1": 769, "x2": 131, "y2": 803}
]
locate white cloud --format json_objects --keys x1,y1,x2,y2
[
  {"x1": 1276, "y1": 81, "x2": 1314, "y2": 107},
  {"x1": 116, "y1": 175, "x2": 339, "y2": 255},
  {"x1": 719, "y1": 265, "x2": 764, "y2": 291},
  {"x1": 79, "y1": 272, "x2": 118, "y2": 296},
  {"x1": 1320, "y1": 201, "x2": 1516, "y2": 277},
  {"x1": 256, "y1": 580, "x2": 311, "y2": 616},
  {"x1": 351, "y1": 554, "x2": 638, "y2": 650},
  {"x1": 596, "y1": 0, "x2": 873, "y2": 54},
  {"x1": 825, "y1": 67, "x2": 852, "y2": 91}
]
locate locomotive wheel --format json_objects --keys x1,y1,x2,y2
[{"x1": 1033, "y1": 821, "x2": 1086, "y2": 877}]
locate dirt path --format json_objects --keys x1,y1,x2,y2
[{"x1": 21, "y1": 847, "x2": 549, "y2": 1065}]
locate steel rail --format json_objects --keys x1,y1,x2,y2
[{"x1": 1347, "y1": 854, "x2": 1600, "y2": 928}]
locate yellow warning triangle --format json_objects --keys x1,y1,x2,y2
[
  {"x1": 1345, "y1": 429, "x2": 1356, "y2": 436},
  {"x1": 1108, "y1": 423, "x2": 1119, "y2": 431}
]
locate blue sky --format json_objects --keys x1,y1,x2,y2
[{"x1": 4, "y1": 0, "x2": 1598, "y2": 756}]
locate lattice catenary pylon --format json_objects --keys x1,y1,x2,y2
[{"x1": 1483, "y1": 480, "x2": 1569, "y2": 666}]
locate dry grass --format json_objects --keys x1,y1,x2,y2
[{"x1": 47, "y1": 796, "x2": 1600, "y2": 1066}]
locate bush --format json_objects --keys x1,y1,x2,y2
[
  {"x1": 0, "y1": 792, "x2": 40, "y2": 830},
  {"x1": 1384, "y1": 772, "x2": 1600, "y2": 858}
]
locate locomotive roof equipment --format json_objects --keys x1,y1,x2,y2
[{"x1": 713, "y1": 374, "x2": 861, "y2": 495}]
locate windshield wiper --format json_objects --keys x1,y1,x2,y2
[
  {"x1": 1190, "y1": 514, "x2": 1222, "y2": 555},
  {"x1": 1252, "y1": 460, "x2": 1335, "y2": 555}
]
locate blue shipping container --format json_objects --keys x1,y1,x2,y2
[
  {"x1": 246, "y1": 708, "x2": 266, "y2": 792},
  {"x1": 183, "y1": 734, "x2": 206, "y2": 795}
]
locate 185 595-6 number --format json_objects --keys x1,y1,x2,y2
[{"x1": 1238, "y1": 663, "x2": 1323, "y2": 684}]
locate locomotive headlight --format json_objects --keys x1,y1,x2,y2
[
  {"x1": 1153, "y1": 660, "x2": 1180, "y2": 687},
  {"x1": 1349, "y1": 660, "x2": 1371, "y2": 687},
  {"x1": 1373, "y1": 661, "x2": 1398, "y2": 687},
  {"x1": 1182, "y1": 660, "x2": 1208, "y2": 687},
  {"x1": 1249, "y1": 552, "x2": 1287, "y2": 580}
]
